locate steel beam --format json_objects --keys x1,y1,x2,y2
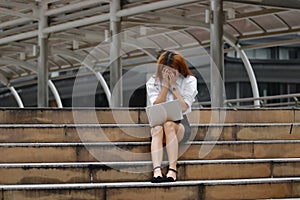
[
  {"x1": 45, "y1": 0, "x2": 106, "y2": 16},
  {"x1": 0, "y1": 30, "x2": 37, "y2": 45},
  {"x1": 0, "y1": 7, "x2": 37, "y2": 20},
  {"x1": 0, "y1": 18, "x2": 33, "y2": 29},
  {"x1": 117, "y1": 0, "x2": 199, "y2": 18},
  {"x1": 4, "y1": 0, "x2": 199, "y2": 37},
  {"x1": 43, "y1": 13, "x2": 110, "y2": 34}
]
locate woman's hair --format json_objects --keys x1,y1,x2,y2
[{"x1": 155, "y1": 50, "x2": 193, "y2": 80}]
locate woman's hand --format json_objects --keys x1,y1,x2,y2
[
  {"x1": 168, "y1": 69, "x2": 178, "y2": 87},
  {"x1": 162, "y1": 67, "x2": 170, "y2": 87}
]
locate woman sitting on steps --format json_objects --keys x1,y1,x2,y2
[{"x1": 146, "y1": 50, "x2": 198, "y2": 183}]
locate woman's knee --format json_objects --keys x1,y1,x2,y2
[
  {"x1": 164, "y1": 121, "x2": 176, "y2": 133},
  {"x1": 151, "y1": 126, "x2": 163, "y2": 139}
]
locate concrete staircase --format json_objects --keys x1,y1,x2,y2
[{"x1": 0, "y1": 108, "x2": 300, "y2": 199}]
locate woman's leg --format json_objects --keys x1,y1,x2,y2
[
  {"x1": 151, "y1": 125, "x2": 164, "y2": 177},
  {"x1": 163, "y1": 121, "x2": 184, "y2": 180}
]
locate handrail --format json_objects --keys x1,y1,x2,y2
[{"x1": 193, "y1": 93, "x2": 300, "y2": 108}]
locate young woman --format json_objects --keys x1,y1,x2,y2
[{"x1": 146, "y1": 50, "x2": 198, "y2": 183}]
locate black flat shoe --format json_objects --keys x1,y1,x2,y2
[
  {"x1": 151, "y1": 166, "x2": 164, "y2": 183},
  {"x1": 164, "y1": 176, "x2": 176, "y2": 182},
  {"x1": 164, "y1": 168, "x2": 177, "y2": 182},
  {"x1": 151, "y1": 176, "x2": 164, "y2": 183}
]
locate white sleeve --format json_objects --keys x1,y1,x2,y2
[
  {"x1": 146, "y1": 77, "x2": 160, "y2": 106},
  {"x1": 182, "y1": 76, "x2": 198, "y2": 109}
]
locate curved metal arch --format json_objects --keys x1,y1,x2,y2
[
  {"x1": 0, "y1": 72, "x2": 25, "y2": 108},
  {"x1": 52, "y1": 49, "x2": 112, "y2": 105},
  {"x1": 9, "y1": 86, "x2": 24, "y2": 108},
  {"x1": 0, "y1": 57, "x2": 64, "y2": 108},
  {"x1": 171, "y1": 21, "x2": 260, "y2": 106},
  {"x1": 48, "y1": 80, "x2": 63, "y2": 108},
  {"x1": 223, "y1": 32, "x2": 260, "y2": 107},
  {"x1": 124, "y1": 13, "x2": 260, "y2": 106},
  {"x1": 0, "y1": 71, "x2": 24, "y2": 108},
  {"x1": 132, "y1": 20, "x2": 260, "y2": 106},
  {"x1": 0, "y1": 58, "x2": 30, "y2": 108},
  {"x1": 0, "y1": 67, "x2": 24, "y2": 108}
]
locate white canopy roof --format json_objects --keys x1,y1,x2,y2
[{"x1": 0, "y1": 0, "x2": 299, "y2": 89}]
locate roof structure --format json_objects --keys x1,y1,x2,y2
[{"x1": 0, "y1": 0, "x2": 300, "y2": 107}]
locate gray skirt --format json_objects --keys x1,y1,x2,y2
[{"x1": 175, "y1": 114, "x2": 191, "y2": 143}]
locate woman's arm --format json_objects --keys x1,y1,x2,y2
[
  {"x1": 170, "y1": 86, "x2": 188, "y2": 112},
  {"x1": 169, "y1": 71, "x2": 188, "y2": 112},
  {"x1": 153, "y1": 85, "x2": 168, "y2": 104},
  {"x1": 153, "y1": 67, "x2": 170, "y2": 104}
]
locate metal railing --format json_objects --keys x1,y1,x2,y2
[{"x1": 194, "y1": 93, "x2": 300, "y2": 108}]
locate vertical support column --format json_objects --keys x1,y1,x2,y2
[
  {"x1": 109, "y1": 0, "x2": 122, "y2": 107},
  {"x1": 210, "y1": 0, "x2": 225, "y2": 108},
  {"x1": 38, "y1": 1, "x2": 49, "y2": 107}
]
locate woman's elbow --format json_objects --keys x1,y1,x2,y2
[{"x1": 181, "y1": 103, "x2": 189, "y2": 113}]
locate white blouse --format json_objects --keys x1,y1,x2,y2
[{"x1": 146, "y1": 74, "x2": 198, "y2": 115}]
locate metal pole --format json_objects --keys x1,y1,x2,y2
[
  {"x1": 38, "y1": 2, "x2": 49, "y2": 107},
  {"x1": 109, "y1": 0, "x2": 122, "y2": 107},
  {"x1": 210, "y1": 0, "x2": 225, "y2": 108}
]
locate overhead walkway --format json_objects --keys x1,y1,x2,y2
[{"x1": 0, "y1": 0, "x2": 300, "y2": 107}]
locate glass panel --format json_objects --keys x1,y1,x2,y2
[
  {"x1": 279, "y1": 48, "x2": 289, "y2": 60},
  {"x1": 252, "y1": 15, "x2": 288, "y2": 32},
  {"x1": 228, "y1": 19, "x2": 264, "y2": 35},
  {"x1": 277, "y1": 11, "x2": 300, "y2": 28},
  {"x1": 244, "y1": 48, "x2": 271, "y2": 59}
]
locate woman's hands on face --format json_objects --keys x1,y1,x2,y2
[
  {"x1": 168, "y1": 69, "x2": 178, "y2": 87},
  {"x1": 162, "y1": 67, "x2": 170, "y2": 86},
  {"x1": 162, "y1": 66, "x2": 178, "y2": 87}
]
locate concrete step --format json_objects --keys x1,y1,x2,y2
[
  {"x1": 1, "y1": 140, "x2": 300, "y2": 162},
  {"x1": 0, "y1": 158, "x2": 299, "y2": 184},
  {"x1": 0, "y1": 108, "x2": 299, "y2": 124},
  {"x1": 0, "y1": 123, "x2": 299, "y2": 143},
  {"x1": 1, "y1": 177, "x2": 300, "y2": 200}
]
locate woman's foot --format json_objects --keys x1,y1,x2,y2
[
  {"x1": 165, "y1": 168, "x2": 177, "y2": 182},
  {"x1": 151, "y1": 166, "x2": 164, "y2": 183}
]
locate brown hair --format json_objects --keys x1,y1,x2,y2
[{"x1": 155, "y1": 51, "x2": 193, "y2": 81}]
